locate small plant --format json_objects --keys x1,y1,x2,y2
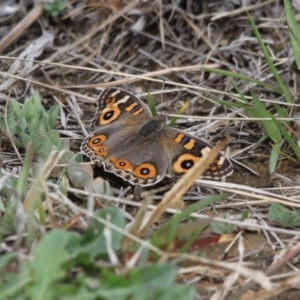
[
  {"x1": 44, "y1": 0, "x2": 67, "y2": 18},
  {"x1": 0, "y1": 209, "x2": 195, "y2": 299},
  {"x1": 0, "y1": 91, "x2": 62, "y2": 159},
  {"x1": 0, "y1": 91, "x2": 79, "y2": 231}
]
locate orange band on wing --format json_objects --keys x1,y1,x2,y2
[
  {"x1": 132, "y1": 107, "x2": 144, "y2": 116},
  {"x1": 126, "y1": 102, "x2": 138, "y2": 112},
  {"x1": 183, "y1": 139, "x2": 195, "y2": 150},
  {"x1": 133, "y1": 163, "x2": 156, "y2": 179},
  {"x1": 174, "y1": 133, "x2": 184, "y2": 143}
]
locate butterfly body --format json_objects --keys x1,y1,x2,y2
[{"x1": 81, "y1": 88, "x2": 233, "y2": 186}]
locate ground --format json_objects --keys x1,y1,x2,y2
[{"x1": 1, "y1": 0, "x2": 300, "y2": 299}]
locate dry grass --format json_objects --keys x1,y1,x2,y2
[{"x1": 1, "y1": 0, "x2": 300, "y2": 299}]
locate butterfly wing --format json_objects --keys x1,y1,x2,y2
[
  {"x1": 159, "y1": 127, "x2": 233, "y2": 180},
  {"x1": 81, "y1": 125, "x2": 168, "y2": 186},
  {"x1": 92, "y1": 88, "x2": 152, "y2": 127}
]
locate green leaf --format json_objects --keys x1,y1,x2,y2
[
  {"x1": 40, "y1": 114, "x2": 50, "y2": 132},
  {"x1": 81, "y1": 207, "x2": 126, "y2": 257},
  {"x1": 32, "y1": 91, "x2": 43, "y2": 115},
  {"x1": 97, "y1": 264, "x2": 195, "y2": 300},
  {"x1": 27, "y1": 117, "x2": 41, "y2": 135},
  {"x1": 268, "y1": 203, "x2": 290, "y2": 226},
  {"x1": 44, "y1": 0, "x2": 67, "y2": 18},
  {"x1": 153, "y1": 285, "x2": 194, "y2": 300},
  {"x1": 0, "y1": 117, "x2": 5, "y2": 132},
  {"x1": 64, "y1": 231, "x2": 82, "y2": 257},
  {"x1": 27, "y1": 229, "x2": 71, "y2": 300},
  {"x1": 0, "y1": 252, "x2": 17, "y2": 271},
  {"x1": 0, "y1": 206, "x2": 17, "y2": 236},
  {"x1": 47, "y1": 130, "x2": 62, "y2": 149},
  {"x1": 20, "y1": 133, "x2": 32, "y2": 148},
  {"x1": 10, "y1": 100, "x2": 22, "y2": 119},
  {"x1": 23, "y1": 92, "x2": 43, "y2": 121},
  {"x1": 15, "y1": 124, "x2": 25, "y2": 136},
  {"x1": 289, "y1": 211, "x2": 300, "y2": 227},
  {"x1": 48, "y1": 105, "x2": 59, "y2": 129},
  {"x1": 23, "y1": 100, "x2": 37, "y2": 121},
  {"x1": 32, "y1": 135, "x2": 52, "y2": 156},
  {"x1": 48, "y1": 284, "x2": 98, "y2": 300},
  {"x1": 6, "y1": 107, "x2": 16, "y2": 135},
  {"x1": 210, "y1": 213, "x2": 235, "y2": 234},
  {"x1": 0, "y1": 275, "x2": 31, "y2": 299},
  {"x1": 268, "y1": 203, "x2": 300, "y2": 228},
  {"x1": 20, "y1": 117, "x2": 27, "y2": 132},
  {"x1": 240, "y1": 210, "x2": 250, "y2": 221}
]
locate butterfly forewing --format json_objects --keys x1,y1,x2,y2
[{"x1": 92, "y1": 88, "x2": 152, "y2": 127}]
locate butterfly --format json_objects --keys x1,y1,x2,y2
[{"x1": 81, "y1": 88, "x2": 233, "y2": 186}]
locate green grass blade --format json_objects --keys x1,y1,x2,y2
[
  {"x1": 201, "y1": 67, "x2": 281, "y2": 94},
  {"x1": 228, "y1": 79, "x2": 251, "y2": 105},
  {"x1": 209, "y1": 79, "x2": 256, "y2": 115},
  {"x1": 153, "y1": 193, "x2": 229, "y2": 245},
  {"x1": 214, "y1": 99, "x2": 252, "y2": 109},
  {"x1": 247, "y1": 13, "x2": 294, "y2": 104},
  {"x1": 147, "y1": 92, "x2": 157, "y2": 116},
  {"x1": 168, "y1": 101, "x2": 189, "y2": 127},
  {"x1": 179, "y1": 224, "x2": 208, "y2": 253},
  {"x1": 269, "y1": 114, "x2": 300, "y2": 159},
  {"x1": 284, "y1": 0, "x2": 300, "y2": 69},
  {"x1": 269, "y1": 141, "x2": 284, "y2": 174},
  {"x1": 15, "y1": 142, "x2": 33, "y2": 199},
  {"x1": 251, "y1": 91, "x2": 282, "y2": 143}
]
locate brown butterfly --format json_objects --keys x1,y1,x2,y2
[{"x1": 81, "y1": 88, "x2": 233, "y2": 186}]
